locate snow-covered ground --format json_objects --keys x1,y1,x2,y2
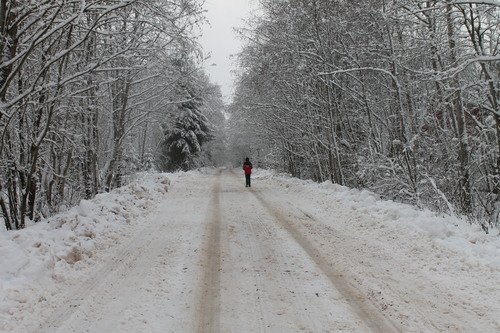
[
  {"x1": 0, "y1": 173, "x2": 172, "y2": 331},
  {"x1": 1, "y1": 168, "x2": 499, "y2": 332}
]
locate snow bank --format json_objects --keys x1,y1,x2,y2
[
  {"x1": 253, "y1": 168, "x2": 500, "y2": 270},
  {"x1": 0, "y1": 173, "x2": 171, "y2": 330}
]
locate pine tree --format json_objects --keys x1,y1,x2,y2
[{"x1": 161, "y1": 91, "x2": 212, "y2": 171}]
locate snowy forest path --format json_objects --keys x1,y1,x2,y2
[
  {"x1": 13, "y1": 169, "x2": 500, "y2": 333},
  {"x1": 38, "y1": 170, "x2": 492, "y2": 332},
  {"x1": 195, "y1": 170, "x2": 400, "y2": 332},
  {"x1": 39, "y1": 169, "x2": 401, "y2": 332}
]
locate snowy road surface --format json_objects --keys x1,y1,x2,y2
[{"x1": 3, "y1": 169, "x2": 499, "y2": 332}]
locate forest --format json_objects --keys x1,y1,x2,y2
[
  {"x1": 0, "y1": 0, "x2": 225, "y2": 230},
  {"x1": 229, "y1": 0, "x2": 500, "y2": 230},
  {"x1": 1, "y1": 0, "x2": 499, "y2": 232}
]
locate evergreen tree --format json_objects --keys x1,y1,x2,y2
[{"x1": 161, "y1": 90, "x2": 212, "y2": 171}]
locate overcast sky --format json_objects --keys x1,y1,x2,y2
[{"x1": 199, "y1": 0, "x2": 259, "y2": 104}]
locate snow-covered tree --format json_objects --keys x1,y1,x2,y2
[
  {"x1": 230, "y1": 0, "x2": 500, "y2": 229},
  {"x1": 159, "y1": 88, "x2": 213, "y2": 172},
  {"x1": 0, "y1": 0, "x2": 207, "y2": 230}
]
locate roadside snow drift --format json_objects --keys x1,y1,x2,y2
[
  {"x1": 254, "y1": 169, "x2": 500, "y2": 270},
  {"x1": 0, "y1": 173, "x2": 171, "y2": 331}
]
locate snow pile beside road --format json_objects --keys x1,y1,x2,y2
[
  {"x1": 253, "y1": 168, "x2": 500, "y2": 270},
  {"x1": 0, "y1": 173, "x2": 171, "y2": 330}
]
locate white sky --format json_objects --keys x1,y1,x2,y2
[{"x1": 199, "y1": 0, "x2": 259, "y2": 104}]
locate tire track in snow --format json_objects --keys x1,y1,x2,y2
[
  {"x1": 251, "y1": 189, "x2": 401, "y2": 333},
  {"x1": 196, "y1": 171, "x2": 222, "y2": 333},
  {"x1": 248, "y1": 210, "x2": 321, "y2": 331},
  {"x1": 243, "y1": 214, "x2": 270, "y2": 331},
  {"x1": 226, "y1": 171, "x2": 343, "y2": 331}
]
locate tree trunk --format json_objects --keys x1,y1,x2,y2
[
  {"x1": 446, "y1": 2, "x2": 472, "y2": 214},
  {"x1": 105, "y1": 77, "x2": 131, "y2": 191},
  {"x1": 0, "y1": 182, "x2": 11, "y2": 230}
]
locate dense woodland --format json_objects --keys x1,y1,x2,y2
[
  {"x1": 229, "y1": 0, "x2": 500, "y2": 230},
  {"x1": 1, "y1": 0, "x2": 499, "y2": 232},
  {"x1": 0, "y1": 0, "x2": 224, "y2": 230}
]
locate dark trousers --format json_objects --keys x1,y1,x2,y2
[{"x1": 245, "y1": 174, "x2": 251, "y2": 187}]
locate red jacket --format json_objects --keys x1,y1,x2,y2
[{"x1": 243, "y1": 161, "x2": 253, "y2": 175}]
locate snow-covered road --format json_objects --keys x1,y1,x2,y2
[
  {"x1": 41, "y1": 169, "x2": 394, "y2": 332},
  {"x1": 2, "y1": 169, "x2": 499, "y2": 332}
]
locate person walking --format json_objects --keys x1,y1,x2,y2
[{"x1": 242, "y1": 157, "x2": 253, "y2": 187}]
